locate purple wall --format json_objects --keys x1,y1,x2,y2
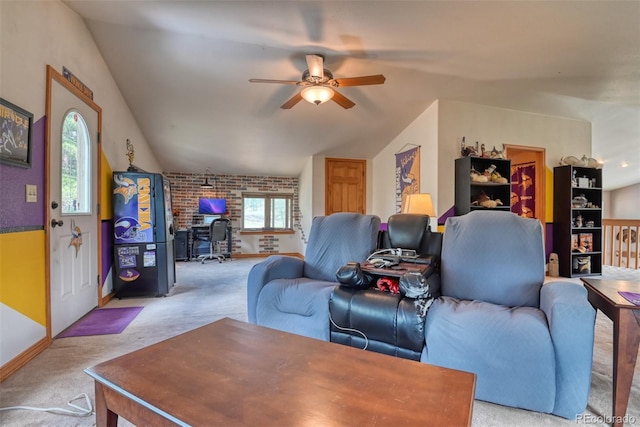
[
  {"x1": 0, "y1": 117, "x2": 46, "y2": 229},
  {"x1": 546, "y1": 223, "x2": 554, "y2": 261}
]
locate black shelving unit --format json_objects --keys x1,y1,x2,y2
[
  {"x1": 455, "y1": 157, "x2": 512, "y2": 216},
  {"x1": 175, "y1": 230, "x2": 189, "y2": 261},
  {"x1": 553, "y1": 165, "x2": 603, "y2": 277}
]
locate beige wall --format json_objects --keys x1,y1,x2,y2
[
  {"x1": 297, "y1": 156, "x2": 314, "y2": 254},
  {"x1": 1, "y1": 0, "x2": 161, "y2": 173},
  {"x1": 437, "y1": 100, "x2": 592, "y2": 218},
  {"x1": 605, "y1": 183, "x2": 640, "y2": 219},
  {"x1": 370, "y1": 99, "x2": 592, "y2": 227},
  {"x1": 371, "y1": 100, "x2": 439, "y2": 226}
]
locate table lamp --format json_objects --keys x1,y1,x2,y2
[{"x1": 401, "y1": 193, "x2": 436, "y2": 227}]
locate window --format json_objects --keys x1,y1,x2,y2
[
  {"x1": 242, "y1": 192, "x2": 293, "y2": 231},
  {"x1": 61, "y1": 110, "x2": 91, "y2": 214}
]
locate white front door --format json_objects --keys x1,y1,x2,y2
[{"x1": 48, "y1": 72, "x2": 100, "y2": 337}]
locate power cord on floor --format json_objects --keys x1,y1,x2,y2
[
  {"x1": 0, "y1": 392, "x2": 93, "y2": 417},
  {"x1": 329, "y1": 311, "x2": 369, "y2": 351}
]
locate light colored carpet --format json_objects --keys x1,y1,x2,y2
[{"x1": 0, "y1": 259, "x2": 638, "y2": 426}]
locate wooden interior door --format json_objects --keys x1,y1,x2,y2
[{"x1": 325, "y1": 158, "x2": 366, "y2": 215}]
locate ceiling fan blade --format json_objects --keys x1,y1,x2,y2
[
  {"x1": 249, "y1": 78, "x2": 300, "y2": 85},
  {"x1": 280, "y1": 92, "x2": 304, "y2": 109},
  {"x1": 334, "y1": 74, "x2": 386, "y2": 87},
  {"x1": 331, "y1": 90, "x2": 355, "y2": 109},
  {"x1": 305, "y1": 54, "x2": 324, "y2": 80}
]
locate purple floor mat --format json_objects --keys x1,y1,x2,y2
[{"x1": 57, "y1": 306, "x2": 144, "y2": 338}]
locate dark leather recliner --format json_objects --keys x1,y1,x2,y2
[
  {"x1": 379, "y1": 213, "x2": 442, "y2": 268},
  {"x1": 329, "y1": 214, "x2": 443, "y2": 360}
]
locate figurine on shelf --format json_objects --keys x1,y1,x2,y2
[
  {"x1": 488, "y1": 166, "x2": 508, "y2": 184},
  {"x1": 471, "y1": 191, "x2": 503, "y2": 209},
  {"x1": 470, "y1": 167, "x2": 489, "y2": 183},
  {"x1": 126, "y1": 139, "x2": 135, "y2": 171},
  {"x1": 560, "y1": 155, "x2": 582, "y2": 167},
  {"x1": 470, "y1": 164, "x2": 508, "y2": 184},
  {"x1": 461, "y1": 137, "x2": 479, "y2": 157},
  {"x1": 489, "y1": 145, "x2": 506, "y2": 159},
  {"x1": 572, "y1": 194, "x2": 588, "y2": 208},
  {"x1": 581, "y1": 155, "x2": 603, "y2": 169},
  {"x1": 560, "y1": 154, "x2": 603, "y2": 169}
]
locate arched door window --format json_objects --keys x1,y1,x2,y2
[{"x1": 61, "y1": 110, "x2": 91, "y2": 214}]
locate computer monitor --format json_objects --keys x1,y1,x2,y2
[
  {"x1": 198, "y1": 198, "x2": 226, "y2": 215},
  {"x1": 203, "y1": 215, "x2": 218, "y2": 225}
]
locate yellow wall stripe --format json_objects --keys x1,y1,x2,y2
[
  {"x1": 0, "y1": 230, "x2": 46, "y2": 326},
  {"x1": 101, "y1": 151, "x2": 113, "y2": 220},
  {"x1": 546, "y1": 166, "x2": 554, "y2": 223}
]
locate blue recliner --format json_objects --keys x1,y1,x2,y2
[
  {"x1": 422, "y1": 210, "x2": 596, "y2": 419},
  {"x1": 247, "y1": 212, "x2": 381, "y2": 340}
]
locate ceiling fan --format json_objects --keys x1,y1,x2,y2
[{"x1": 249, "y1": 54, "x2": 385, "y2": 109}]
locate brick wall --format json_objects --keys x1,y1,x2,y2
[{"x1": 164, "y1": 172, "x2": 300, "y2": 255}]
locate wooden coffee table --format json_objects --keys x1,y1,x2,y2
[
  {"x1": 581, "y1": 278, "x2": 640, "y2": 427},
  {"x1": 85, "y1": 317, "x2": 476, "y2": 427}
]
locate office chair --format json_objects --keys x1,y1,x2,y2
[{"x1": 197, "y1": 218, "x2": 230, "y2": 263}]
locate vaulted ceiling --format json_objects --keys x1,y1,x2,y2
[{"x1": 64, "y1": 0, "x2": 640, "y2": 190}]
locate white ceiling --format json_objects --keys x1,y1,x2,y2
[{"x1": 64, "y1": 0, "x2": 640, "y2": 190}]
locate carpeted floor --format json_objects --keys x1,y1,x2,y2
[{"x1": 0, "y1": 258, "x2": 638, "y2": 426}]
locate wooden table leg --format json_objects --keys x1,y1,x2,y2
[
  {"x1": 94, "y1": 382, "x2": 119, "y2": 427},
  {"x1": 612, "y1": 309, "x2": 640, "y2": 427}
]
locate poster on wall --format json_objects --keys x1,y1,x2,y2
[
  {"x1": 0, "y1": 97, "x2": 32, "y2": 168},
  {"x1": 395, "y1": 145, "x2": 420, "y2": 212},
  {"x1": 511, "y1": 162, "x2": 535, "y2": 218}
]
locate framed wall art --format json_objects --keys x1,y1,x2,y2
[{"x1": 0, "y1": 97, "x2": 33, "y2": 168}]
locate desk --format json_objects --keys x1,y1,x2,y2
[
  {"x1": 86, "y1": 318, "x2": 476, "y2": 427},
  {"x1": 190, "y1": 223, "x2": 232, "y2": 260},
  {"x1": 581, "y1": 278, "x2": 640, "y2": 427}
]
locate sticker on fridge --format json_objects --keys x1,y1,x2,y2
[{"x1": 143, "y1": 251, "x2": 156, "y2": 267}]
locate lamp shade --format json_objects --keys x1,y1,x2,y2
[
  {"x1": 402, "y1": 193, "x2": 436, "y2": 217},
  {"x1": 201, "y1": 168, "x2": 214, "y2": 188},
  {"x1": 201, "y1": 177, "x2": 213, "y2": 189},
  {"x1": 301, "y1": 86, "x2": 334, "y2": 105}
]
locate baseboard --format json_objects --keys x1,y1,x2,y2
[
  {"x1": 100, "y1": 291, "x2": 115, "y2": 307},
  {"x1": 0, "y1": 336, "x2": 51, "y2": 382}
]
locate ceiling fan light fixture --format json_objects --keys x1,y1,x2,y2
[{"x1": 301, "y1": 86, "x2": 334, "y2": 106}]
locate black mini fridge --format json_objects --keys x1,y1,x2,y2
[{"x1": 112, "y1": 172, "x2": 176, "y2": 297}]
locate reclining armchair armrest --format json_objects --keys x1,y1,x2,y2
[
  {"x1": 540, "y1": 281, "x2": 596, "y2": 418},
  {"x1": 540, "y1": 281, "x2": 595, "y2": 338},
  {"x1": 247, "y1": 255, "x2": 304, "y2": 323}
]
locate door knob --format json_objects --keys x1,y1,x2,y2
[{"x1": 51, "y1": 218, "x2": 64, "y2": 228}]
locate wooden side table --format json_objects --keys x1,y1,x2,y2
[{"x1": 581, "y1": 278, "x2": 640, "y2": 427}]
